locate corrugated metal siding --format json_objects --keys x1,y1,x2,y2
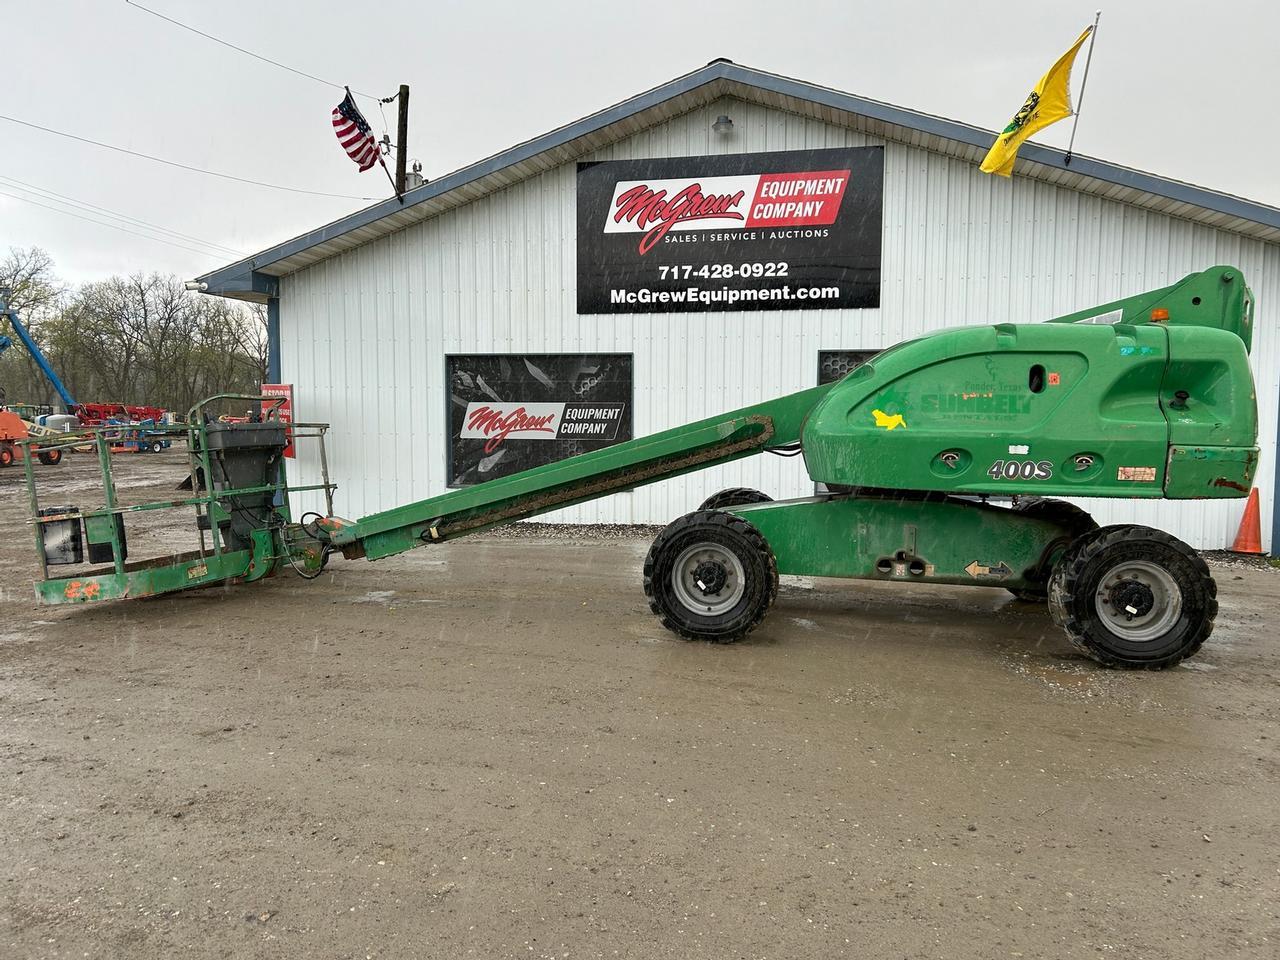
[
  {"x1": 248, "y1": 78, "x2": 1280, "y2": 281},
  {"x1": 281, "y1": 96, "x2": 1279, "y2": 550}
]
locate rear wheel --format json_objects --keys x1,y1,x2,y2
[
  {"x1": 698, "y1": 487, "x2": 773, "y2": 511},
  {"x1": 643, "y1": 510, "x2": 777, "y2": 643},
  {"x1": 37, "y1": 449, "x2": 63, "y2": 466},
  {"x1": 1007, "y1": 497, "x2": 1098, "y2": 602},
  {"x1": 0, "y1": 444, "x2": 13, "y2": 468},
  {"x1": 1048, "y1": 524, "x2": 1216, "y2": 669}
]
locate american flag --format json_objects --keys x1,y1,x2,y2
[{"x1": 332, "y1": 91, "x2": 380, "y2": 172}]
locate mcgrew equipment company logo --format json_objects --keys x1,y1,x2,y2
[
  {"x1": 462, "y1": 402, "x2": 626, "y2": 453},
  {"x1": 605, "y1": 169, "x2": 851, "y2": 255}
]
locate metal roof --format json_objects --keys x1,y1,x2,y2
[{"x1": 198, "y1": 59, "x2": 1280, "y2": 301}]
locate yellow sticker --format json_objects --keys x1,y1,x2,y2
[{"x1": 872, "y1": 409, "x2": 907, "y2": 430}]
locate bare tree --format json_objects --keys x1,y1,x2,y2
[
  {"x1": 0, "y1": 247, "x2": 65, "y2": 405},
  {"x1": 1, "y1": 248, "x2": 270, "y2": 414},
  {"x1": 0, "y1": 247, "x2": 62, "y2": 312},
  {"x1": 234, "y1": 303, "x2": 270, "y2": 387},
  {"x1": 67, "y1": 278, "x2": 148, "y2": 402}
]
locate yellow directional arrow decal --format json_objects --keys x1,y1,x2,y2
[{"x1": 964, "y1": 560, "x2": 1013, "y2": 579}]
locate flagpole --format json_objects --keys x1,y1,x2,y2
[
  {"x1": 1064, "y1": 10, "x2": 1102, "y2": 167},
  {"x1": 343, "y1": 84, "x2": 403, "y2": 202},
  {"x1": 379, "y1": 156, "x2": 403, "y2": 204}
]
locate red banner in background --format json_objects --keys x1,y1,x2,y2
[{"x1": 261, "y1": 383, "x2": 294, "y2": 459}]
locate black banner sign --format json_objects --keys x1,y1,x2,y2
[
  {"x1": 576, "y1": 146, "x2": 883, "y2": 314},
  {"x1": 447, "y1": 354, "x2": 633, "y2": 487}
]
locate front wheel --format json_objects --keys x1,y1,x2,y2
[
  {"x1": 1048, "y1": 525, "x2": 1216, "y2": 669},
  {"x1": 37, "y1": 449, "x2": 63, "y2": 466},
  {"x1": 643, "y1": 510, "x2": 778, "y2": 643},
  {"x1": 0, "y1": 444, "x2": 13, "y2": 468},
  {"x1": 149, "y1": 440, "x2": 164, "y2": 453}
]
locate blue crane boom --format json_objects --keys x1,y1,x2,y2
[{"x1": 0, "y1": 287, "x2": 77, "y2": 410}]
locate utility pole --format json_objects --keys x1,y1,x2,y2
[{"x1": 395, "y1": 84, "x2": 410, "y2": 196}]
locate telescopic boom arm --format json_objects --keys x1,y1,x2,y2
[{"x1": 318, "y1": 384, "x2": 832, "y2": 562}]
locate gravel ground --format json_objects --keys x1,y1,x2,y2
[
  {"x1": 2, "y1": 450, "x2": 1278, "y2": 959},
  {"x1": 1202, "y1": 549, "x2": 1279, "y2": 571}
]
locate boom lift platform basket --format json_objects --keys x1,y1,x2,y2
[{"x1": 19, "y1": 394, "x2": 335, "y2": 602}]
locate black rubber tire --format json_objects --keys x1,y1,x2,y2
[
  {"x1": 149, "y1": 440, "x2": 164, "y2": 453},
  {"x1": 643, "y1": 510, "x2": 778, "y2": 643},
  {"x1": 0, "y1": 444, "x2": 13, "y2": 468},
  {"x1": 698, "y1": 487, "x2": 773, "y2": 511},
  {"x1": 1006, "y1": 497, "x2": 1099, "y2": 602},
  {"x1": 37, "y1": 449, "x2": 63, "y2": 466},
  {"x1": 1047, "y1": 524, "x2": 1216, "y2": 669}
]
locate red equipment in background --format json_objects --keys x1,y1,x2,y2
[{"x1": 73, "y1": 402, "x2": 168, "y2": 426}]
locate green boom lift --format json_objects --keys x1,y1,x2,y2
[{"x1": 18, "y1": 266, "x2": 1260, "y2": 669}]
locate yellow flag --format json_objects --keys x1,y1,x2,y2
[{"x1": 980, "y1": 27, "x2": 1093, "y2": 177}]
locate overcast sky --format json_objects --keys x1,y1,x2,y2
[{"x1": 3, "y1": 0, "x2": 1277, "y2": 286}]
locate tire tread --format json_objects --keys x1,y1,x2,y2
[
  {"x1": 1047, "y1": 524, "x2": 1215, "y2": 669},
  {"x1": 698, "y1": 487, "x2": 773, "y2": 512},
  {"x1": 643, "y1": 510, "x2": 777, "y2": 643}
]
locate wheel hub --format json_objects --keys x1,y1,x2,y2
[
  {"x1": 692, "y1": 559, "x2": 728, "y2": 595},
  {"x1": 670, "y1": 542, "x2": 746, "y2": 616},
  {"x1": 1109, "y1": 579, "x2": 1155, "y2": 619},
  {"x1": 1095, "y1": 560, "x2": 1182, "y2": 642}
]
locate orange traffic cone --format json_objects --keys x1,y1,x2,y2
[{"x1": 1230, "y1": 488, "x2": 1263, "y2": 554}]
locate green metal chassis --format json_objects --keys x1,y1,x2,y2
[{"x1": 728, "y1": 494, "x2": 1073, "y2": 589}]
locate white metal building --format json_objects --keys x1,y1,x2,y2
[{"x1": 198, "y1": 60, "x2": 1280, "y2": 551}]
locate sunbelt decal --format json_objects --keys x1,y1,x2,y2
[
  {"x1": 461, "y1": 402, "x2": 625, "y2": 453},
  {"x1": 605, "y1": 169, "x2": 851, "y2": 255}
]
